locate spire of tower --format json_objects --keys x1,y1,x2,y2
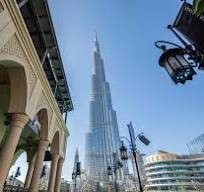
[
  {"x1": 74, "y1": 147, "x2": 79, "y2": 163},
  {"x1": 94, "y1": 31, "x2": 98, "y2": 43},
  {"x1": 93, "y1": 31, "x2": 100, "y2": 53}
]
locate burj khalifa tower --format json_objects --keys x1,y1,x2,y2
[{"x1": 85, "y1": 33, "x2": 121, "y2": 182}]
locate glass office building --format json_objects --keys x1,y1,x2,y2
[
  {"x1": 144, "y1": 151, "x2": 204, "y2": 191},
  {"x1": 187, "y1": 133, "x2": 204, "y2": 154}
]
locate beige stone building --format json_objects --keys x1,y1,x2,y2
[{"x1": 0, "y1": 0, "x2": 73, "y2": 192}]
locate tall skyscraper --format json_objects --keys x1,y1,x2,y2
[
  {"x1": 85, "y1": 33, "x2": 120, "y2": 182},
  {"x1": 74, "y1": 148, "x2": 80, "y2": 169}
]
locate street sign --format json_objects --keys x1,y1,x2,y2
[
  {"x1": 139, "y1": 135, "x2": 150, "y2": 146},
  {"x1": 173, "y1": 2, "x2": 204, "y2": 52}
]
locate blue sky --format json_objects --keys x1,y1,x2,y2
[{"x1": 10, "y1": 0, "x2": 204, "y2": 182}]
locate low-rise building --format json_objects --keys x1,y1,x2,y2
[
  {"x1": 144, "y1": 151, "x2": 204, "y2": 191},
  {"x1": 6, "y1": 176, "x2": 24, "y2": 187},
  {"x1": 60, "y1": 178, "x2": 71, "y2": 192},
  {"x1": 39, "y1": 165, "x2": 50, "y2": 191}
]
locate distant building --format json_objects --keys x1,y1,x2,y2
[
  {"x1": 6, "y1": 176, "x2": 24, "y2": 187},
  {"x1": 39, "y1": 165, "x2": 50, "y2": 191},
  {"x1": 144, "y1": 151, "x2": 204, "y2": 191},
  {"x1": 187, "y1": 133, "x2": 204, "y2": 154},
  {"x1": 129, "y1": 151, "x2": 146, "y2": 187},
  {"x1": 60, "y1": 178, "x2": 71, "y2": 192},
  {"x1": 122, "y1": 174, "x2": 138, "y2": 192}
]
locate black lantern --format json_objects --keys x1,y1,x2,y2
[
  {"x1": 155, "y1": 22, "x2": 204, "y2": 85},
  {"x1": 120, "y1": 141, "x2": 128, "y2": 161},
  {"x1": 117, "y1": 161, "x2": 123, "y2": 169},
  {"x1": 107, "y1": 166, "x2": 112, "y2": 176},
  {"x1": 44, "y1": 150, "x2": 52, "y2": 161},
  {"x1": 72, "y1": 172, "x2": 75, "y2": 180},
  {"x1": 159, "y1": 47, "x2": 196, "y2": 84}
]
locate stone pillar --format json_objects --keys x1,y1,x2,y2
[
  {"x1": 24, "y1": 156, "x2": 36, "y2": 188},
  {"x1": 54, "y1": 158, "x2": 64, "y2": 192},
  {"x1": 29, "y1": 140, "x2": 49, "y2": 192},
  {"x1": 0, "y1": 113, "x2": 29, "y2": 192},
  {"x1": 47, "y1": 154, "x2": 60, "y2": 192}
]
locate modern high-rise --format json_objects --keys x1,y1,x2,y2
[
  {"x1": 144, "y1": 151, "x2": 204, "y2": 191},
  {"x1": 187, "y1": 133, "x2": 204, "y2": 154},
  {"x1": 85, "y1": 33, "x2": 121, "y2": 182}
]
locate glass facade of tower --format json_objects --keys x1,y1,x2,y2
[
  {"x1": 144, "y1": 151, "x2": 204, "y2": 191},
  {"x1": 85, "y1": 33, "x2": 120, "y2": 182},
  {"x1": 187, "y1": 133, "x2": 204, "y2": 154}
]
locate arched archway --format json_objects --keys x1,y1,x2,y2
[
  {"x1": 0, "y1": 59, "x2": 29, "y2": 190},
  {"x1": 8, "y1": 151, "x2": 28, "y2": 186},
  {"x1": 35, "y1": 108, "x2": 49, "y2": 140},
  {"x1": 0, "y1": 59, "x2": 28, "y2": 145},
  {"x1": 0, "y1": 59, "x2": 28, "y2": 113},
  {"x1": 51, "y1": 131, "x2": 60, "y2": 154},
  {"x1": 0, "y1": 66, "x2": 10, "y2": 144}
]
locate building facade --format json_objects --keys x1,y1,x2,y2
[
  {"x1": 39, "y1": 165, "x2": 50, "y2": 191},
  {"x1": 60, "y1": 178, "x2": 71, "y2": 192},
  {"x1": 0, "y1": 0, "x2": 73, "y2": 192},
  {"x1": 6, "y1": 176, "x2": 24, "y2": 187},
  {"x1": 129, "y1": 152, "x2": 146, "y2": 187},
  {"x1": 187, "y1": 133, "x2": 204, "y2": 154},
  {"x1": 144, "y1": 151, "x2": 204, "y2": 191},
  {"x1": 85, "y1": 33, "x2": 121, "y2": 182}
]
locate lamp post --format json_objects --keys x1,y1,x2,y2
[
  {"x1": 72, "y1": 162, "x2": 81, "y2": 192},
  {"x1": 119, "y1": 122, "x2": 150, "y2": 192},
  {"x1": 107, "y1": 153, "x2": 123, "y2": 192}
]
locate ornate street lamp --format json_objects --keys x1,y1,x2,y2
[
  {"x1": 155, "y1": 25, "x2": 204, "y2": 84},
  {"x1": 119, "y1": 122, "x2": 150, "y2": 192},
  {"x1": 72, "y1": 161, "x2": 81, "y2": 192},
  {"x1": 72, "y1": 172, "x2": 75, "y2": 180},
  {"x1": 119, "y1": 141, "x2": 128, "y2": 161},
  {"x1": 107, "y1": 153, "x2": 123, "y2": 192},
  {"x1": 107, "y1": 166, "x2": 112, "y2": 176}
]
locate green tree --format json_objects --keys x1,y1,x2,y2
[{"x1": 193, "y1": 0, "x2": 204, "y2": 15}]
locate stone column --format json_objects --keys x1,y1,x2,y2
[
  {"x1": 47, "y1": 154, "x2": 60, "y2": 192},
  {"x1": 29, "y1": 140, "x2": 49, "y2": 192},
  {"x1": 24, "y1": 156, "x2": 36, "y2": 188},
  {"x1": 0, "y1": 113, "x2": 29, "y2": 192},
  {"x1": 54, "y1": 158, "x2": 64, "y2": 192}
]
